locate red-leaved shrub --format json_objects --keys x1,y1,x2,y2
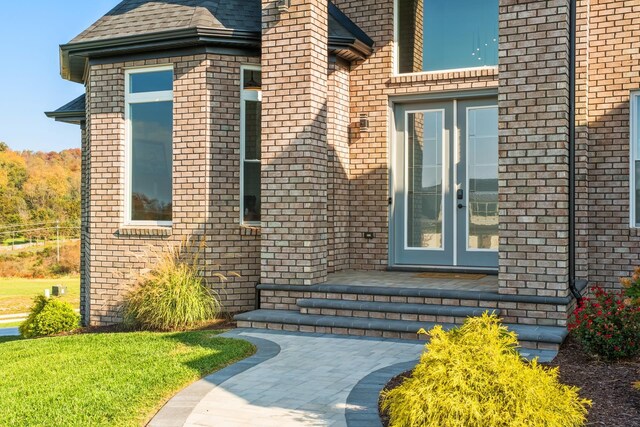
[{"x1": 569, "y1": 286, "x2": 640, "y2": 360}]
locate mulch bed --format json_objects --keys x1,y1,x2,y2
[{"x1": 378, "y1": 337, "x2": 640, "y2": 427}]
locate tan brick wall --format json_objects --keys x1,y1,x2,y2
[
  {"x1": 327, "y1": 57, "x2": 351, "y2": 273},
  {"x1": 260, "y1": 0, "x2": 330, "y2": 285},
  {"x1": 85, "y1": 53, "x2": 259, "y2": 326},
  {"x1": 498, "y1": 0, "x2": 572, "y2": 301},
  {"x1": 80, "y1": 121, "x2": 90, "y2": 325},
  {"x1": 574, "y1": 0, "x2": 591, "y2": 282},
  {"x1": 334, "y1": 0, "x2": 498, "y2": 271},
  {"x1": 584, "y1": 0, "x2": 640, "y2": 288}
]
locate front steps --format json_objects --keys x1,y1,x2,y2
[{"x1": 235, "y1": 283, "x2": 570, "y2": 352}]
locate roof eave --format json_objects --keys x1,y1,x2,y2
[
  {"x1": 61, "y1": 27, "x2": 373, "y2": 83},
  {"x1": 44, "y1": 111, "x2": 85, "y2": 125},
  {"x1": 60, "y1": 27, "x2": 262, "y2": 83},
  {"x1": 329, "y1": 37, "x2": 374, "y2": 62}
]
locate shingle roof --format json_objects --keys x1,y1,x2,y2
[
  {"x1": 71, "y1": 0, "x2": 262, "y2": 43},
  {"x1": 69, "y1": 0, "x2": 372, "y2": 47},
  {"x1": 60, "y1": 0, "x2": 373, "y2": 83},
  {"x1": 45, "y1": 95, "x2": 86, "y2": 125}
]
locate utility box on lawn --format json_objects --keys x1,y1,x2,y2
[{"x1": 52, "y1": 285, "x2": 67, "y2": 297}]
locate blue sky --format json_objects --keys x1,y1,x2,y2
[{"x1": 0, "y1": 1, "x2": 119, "y2": 152}]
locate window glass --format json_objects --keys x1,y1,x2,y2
[
  {"x1": 397, "y1": 0, "x2": 499, "y2": 73},
  {"x1": 130, "y1": 70, "x2": 173, "y2": 93},
  {"x1": 242, "y1": 69, "x2": 262, "y2": 224},
  {"x1": 407, "y1": 110, "x2": 444, "y2": 249},
  {"x1": 243, "y1": 69, "x2": 262, "y2": 91},
  {"x1": 467, "y1": 107, "x2": 498, "y2": 250},
  {"x1": 245, "y1": 101, "x2": 261, "y2": 160},
  {"x1": 130, "y1": 101, "x2": 173, "y2": 221},
  {"x1": 243, "y1": 162, "x2": 261, "y2": 223}
]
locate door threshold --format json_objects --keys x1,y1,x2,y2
[{"x1": 387, "y1": 265, "x2": 498, "y2": 275}]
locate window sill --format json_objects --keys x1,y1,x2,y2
[
  {"x1": 391, "y1": 67, "x2": 498, "y2": 85},
  {"x1": 117, "y1": 226, "x2": 172, "y2": 238},
  {"x1": 240, "y1": 224, "x2": 261, "y2": 236}
]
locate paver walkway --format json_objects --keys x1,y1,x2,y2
[{"x1": 150, "y1": 329, "x2": 425, "y2": 427}]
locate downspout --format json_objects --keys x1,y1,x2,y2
[{"x1": 568, "y1": 0, "x2": 582, "y2": 302}]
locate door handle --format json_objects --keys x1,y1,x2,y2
[{"x1": 457, "y1": 203, "x2": 466, "y2": 209}]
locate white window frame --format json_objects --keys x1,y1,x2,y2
[
  {"x1": 240, "y1": 65, "x2": 262, "y2": 226},
  {"x1": 392, "y1": 0, "x2": 500, "y2": 76},
  {"x1": 124, "y1": 65, "x2": 174, "y2": 227},
  {"x1": 631, "y1": 91, "x2": 640, "y2": 228}
]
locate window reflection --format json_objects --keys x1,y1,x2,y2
[
  {"x1": 131, "y1": 102, "x2": 173, "y2": 222},
  {"x1": 467, "y1": 107, "x2": 498, "y2": 250},
  {"x1": 407, "y1": 111, "x2": 444, "y2": 249},
  {"x1": 397, "y1": 0, "x2": 499, "y2": 73}
]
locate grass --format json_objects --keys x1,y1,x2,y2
[
  {"x1": 0, "y1": 330, "x2": 254, "y2": 427},
  {"x1": 0, "y1": 277, "x2": 79, "y2": 315}
]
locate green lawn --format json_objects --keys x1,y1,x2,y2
[
  {"x1": 0, "y1": 330, "x2": 254, "y2": 427},
  {"x1": 0, "y1": 277, "x2": 80, "y2": 315}
]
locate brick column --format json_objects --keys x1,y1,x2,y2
[
  {"x1": 260, "y1": 0, "x2": 329, "y2": 285},
  {"x1": 498, "y1": 0, "x2": 572, "y2": 298}
]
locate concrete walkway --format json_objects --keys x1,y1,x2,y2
[{"x1": 150, "y1": 329, "x2": 425, "y2": 427}]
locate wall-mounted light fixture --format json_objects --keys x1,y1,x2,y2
[
  {"x1": 359, "y1": 113, "x2": 369, "y2": 131},
  {"x1": 276, "y1": 0, "x2": 290, "y2": 12}
]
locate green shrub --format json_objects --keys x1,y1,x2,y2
[
  {"x1": 19, "y1": 295, "x2": 79, "y2": 338},
  {"x1": 568, "y1": 286, "x2": 640, "y2": 360},
  {"x1": 382, "y1": 314, "x2": 590, "y2": 427},
  {"x1": 122, "y1": 239, "x2": 232, "y2": 331}
]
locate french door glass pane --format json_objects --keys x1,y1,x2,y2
[
  {"x1": 467, "y1": 107, "x2": 498, "y2": 250},
  {"x1": 131, "y1": 101, "x2": 173, "y2": 221},
  {"x1": 407, "y1": 111, "x2": 444, "y2": 249}
]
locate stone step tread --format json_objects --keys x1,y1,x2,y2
[
  {"x1": 296, "y1": 298, "x2": 500, "y2": 317},
  {"x1": 235, "y1": 310, "x2": 568, "y2": 344},
  {"x1": 258, "y1": 283, "x2": 571, "y2": 305}
]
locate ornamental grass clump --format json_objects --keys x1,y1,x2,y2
[
  {"x1": 122, "y1": 239, "x2": 236, "y2": 331},
  {"x1": 382, "y1": 313, "x2": 590, "y2": 427},
  {"x1": 19, "y1": 294, "x2": 79, "y2": 338},
  {"x1": 568, "y1": 286, "x2": 640, "y2": 360}
]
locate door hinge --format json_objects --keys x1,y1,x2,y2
[{"x1": 388, "y1": 197, "x2": 393, "y2": 206}]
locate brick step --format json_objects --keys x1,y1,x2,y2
[
  {"x1": 258, "y1": 283, "x2": 573, "y2": 305},
  {"x1": 234, "y1": 309, "x2": 567, "y2": 352},
  {"x1": 297, "y1": 298, "x2": 499, "y2": 324}
]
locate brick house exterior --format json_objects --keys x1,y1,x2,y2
[{"x1": 47, "y1": 0, "x2": 640, "y2": 346}]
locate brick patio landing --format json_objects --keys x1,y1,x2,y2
[
  {"x1": 325, "y1": 270, "x2": 499, "y2": 292},
  {"x1": 237, "y1": 269, "x2": 569, "y2": 352}
]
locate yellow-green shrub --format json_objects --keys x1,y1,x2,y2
[
  {"x1": 19, "y1": 295, "x2": 79, "y2": 338},
  {"x1": 382, "y1": 314, "x2": 591, "y2": 427}
]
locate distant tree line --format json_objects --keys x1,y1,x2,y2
[{"x1": 0, "y1": 142, "x2": 80, "y2": 234}]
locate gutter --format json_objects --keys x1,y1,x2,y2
[{"x1": 568, "y1": 0, "x2": 582, "y2": 302}]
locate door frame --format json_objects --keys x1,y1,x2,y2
[{"x1": 388, "y1": 89, "x2": 499, "y2": 271}]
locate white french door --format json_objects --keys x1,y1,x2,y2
[{"x1": 392, "y1": 98, "x2": 499, "y2": 268}]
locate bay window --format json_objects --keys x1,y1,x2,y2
[{"x1": 125, "y1": 66, "x2": 173, "y2": 226}]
